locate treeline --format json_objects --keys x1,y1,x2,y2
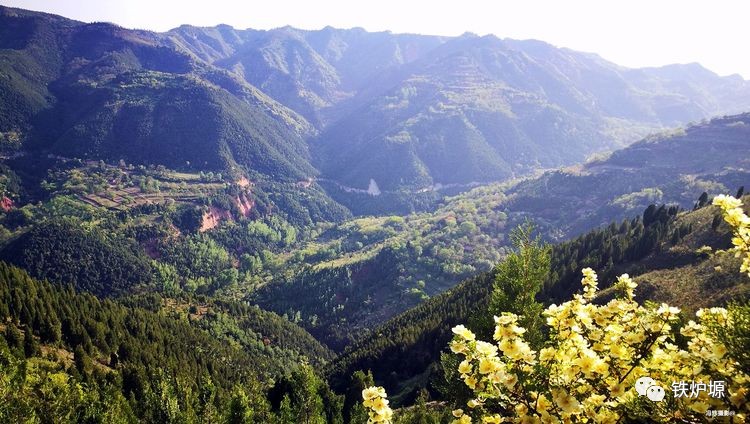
[
  {"x1": 543, "y1": 203, "x2": 687, "y2": 302},
  {"x1": 0, "y1": 262, "x2": 344, "y2": 423}
]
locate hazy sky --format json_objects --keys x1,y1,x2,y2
[{"x1": 5, "y1": 0, "x2": 749, "y2": 78}]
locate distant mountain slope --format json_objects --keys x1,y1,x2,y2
[
  {"x1": 509, "y1": 112, "x2": 750, "y2": 239},
  {"x1": 0, "y1": 6, "x2": 316, "y2": 182},
  {"x1": 167, "y1": 25, "x2": 444, "y2": 126},
  {"x1": 165, "y1": 22, "x2": 750, "y2": 193},
  {"x1": 314, "y1": 35, "x2": 750, "y2": 191},
  {"x1": 3, "y1": 5, "x2": 750, "y2": 196},
  {"x1": 0, "y1": 7, "x2": 76, "y2": 132}
]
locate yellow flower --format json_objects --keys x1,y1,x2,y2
[
  {"x1": 494, "y1": 325, "x2": 514, "y2": 340},
  {"x1": 476, "y1": 341, "x2": 498, "y2": 356},
  {"x1": 574, "y1": 351, "x2": 600, "y2": 376},
  {"x1": 361, "y1": 386, "x2": 392, "y2": 424},
  {"x1": 495, "y1": 314, "x2": 517, "y2": 325},
  {"x1": 371, "y1": 396, "x2": 389, "y2": 412},
  {"x1": 730, "y1": 387, "x2": 747, "y2": 408},
  {"x1": 451, "y1": 340, "x2": 468, "y2": 354},
  {"x1": 592, "y1": 359, "x2": 609, "y2": 376},
  {"x1": 656, "y1": 303, "x2": 680, "y2": 318},
  {"x1": 536, "y1": 394, "x2": 552, "y2": 412},
  {"x1": 459, "y1": 360, "x2": 473, "y2": 374},
  {"x1": 689, "y1": 401, "x2": 710, "y2": 414},
  {"x1": 713, "y1": 194, "x2": 743, "y2": 209},
  {"x1": 539, "y1": 348, "x2": 555, "y2": 362},
  {"x1": 711, "y1": 344, "x2": 727, "y2": 359},
  {"x1": 453, "y1": 325, "x2": 476, "y2": 341},
  {"x1": 479, "y1": 358, "x2": 498, "y2": 374},
  {"x1": 362, "y1": 386, "x2": 386, "y2": 400},
  {"x1": 585, "y1": 393, "x2": 606, "y2": 408},
  {"x1": 552, "y1": 389, "x2": 581, "y2": 415},
  {"x1": 482, "y1": 415, "x2": 503, "y2": 424},
  {"x1": 468, "y1": 398, "x2": 483, "y2": 409},
  {"x1": 500, "y1": 339, "x2": 527, "y2": 359},
  {"x1": 609, "y1": 383, "x2": 626, "y2": 398},
  {"x1": 456, "y1": 415, "x2": 472, "y2": 424},
  {"x1": 504, "y1": 373, "x2": 518, "y2": 390},
  {"x1": 515, "y1": 403, "x2": 529, "y2": 416}
]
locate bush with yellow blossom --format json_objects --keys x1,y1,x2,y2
[
  {"x1": 361, "y1": 386, "x2": 394, "y2": 423},
  {"x1": 363, "y1": 195, "x2": 750, "y2": 423}
]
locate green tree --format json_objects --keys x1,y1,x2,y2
[
  {"x1": 344, "y1": 370, "x2": 373, "y2": 424},
  {"x1": 23, "y1": 330, "x2": 40, "y2": 358},
  {"x1": 472, "y1": 220, "x2": 550, "y2": 348},
  {"x1": 4, "y1": 324, "x2": 23, "y2": 355},
  {"x1": 225, "y1": 382, "x2": 272, "y2": 424},
  {"x1": 708, "y1": 301, "x2": 750, "y2": 376},
  {"x1": 74, "y1": 344, "x2": 91, "y2": 374}
]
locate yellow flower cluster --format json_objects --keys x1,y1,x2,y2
[
  {"x1": 713, "y1": 194, "x2": 750, "y2": 277},
  {"x1": 443, "y1": 195, "x2": 750, "y2": 423},
  {"x1": 449, "y1": 269, "x2": 749, "y2": 422},
  {"x1": 362, "y1": 386, "x2": 393, "y2": 423}
]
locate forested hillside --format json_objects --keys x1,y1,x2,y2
[
  {"x1": 252, "y1": 114, "x2": 750, "y2": 349},
  {"x1": 326, "y1": 195, "x2": 750, "y2": 405},
  {"x1": 0, "y1": 7, "x2": 315, "y2": 179},
  {"x1": 0, "y1": 262, "x2": 345, "y2": 422},
  {"x1": 508, "y1": 113, "x2": 750, "y2": 238}
]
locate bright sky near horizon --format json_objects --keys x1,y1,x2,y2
[{"x1": 4, "y1": 0, "x2": 749, "y2": 78}]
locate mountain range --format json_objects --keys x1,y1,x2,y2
[{"x1": 2, "y1": 5, "x2": 750, "y2": 201}]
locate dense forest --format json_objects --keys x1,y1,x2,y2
[{"x1": 0, "y1": 262, "x2": 351, "y2": 422}]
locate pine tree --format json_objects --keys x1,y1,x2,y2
[
  {"x1": 473, "y1": 220, "x2": 551, "y2": 348},
  {"x1": 23, "y1": 330, "x2": 40, "y2": 358},
  {"x1": 39, "y1": 315, "x2": 62, "y2": 344},
  {"x1": 695, "y1": 192, "x2": 709, "y2": 209},
  {"x1": 4, "y1": 324, "x2": 23, "y2": 354},
  {"x1": 74, "y1": 344, "x2": 92, "y2": 375}
]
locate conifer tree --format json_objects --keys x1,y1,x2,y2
[
  {"x1": 473, "y1": 220, "x2": 551, "y2": 348},
  {"x1": 23, "y1": 330, "x2": 40, "y2": 358}
]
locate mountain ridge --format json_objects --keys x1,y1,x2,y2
[{"x1": 3, "y1": 4, "x2": 750, "y2": 200}]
